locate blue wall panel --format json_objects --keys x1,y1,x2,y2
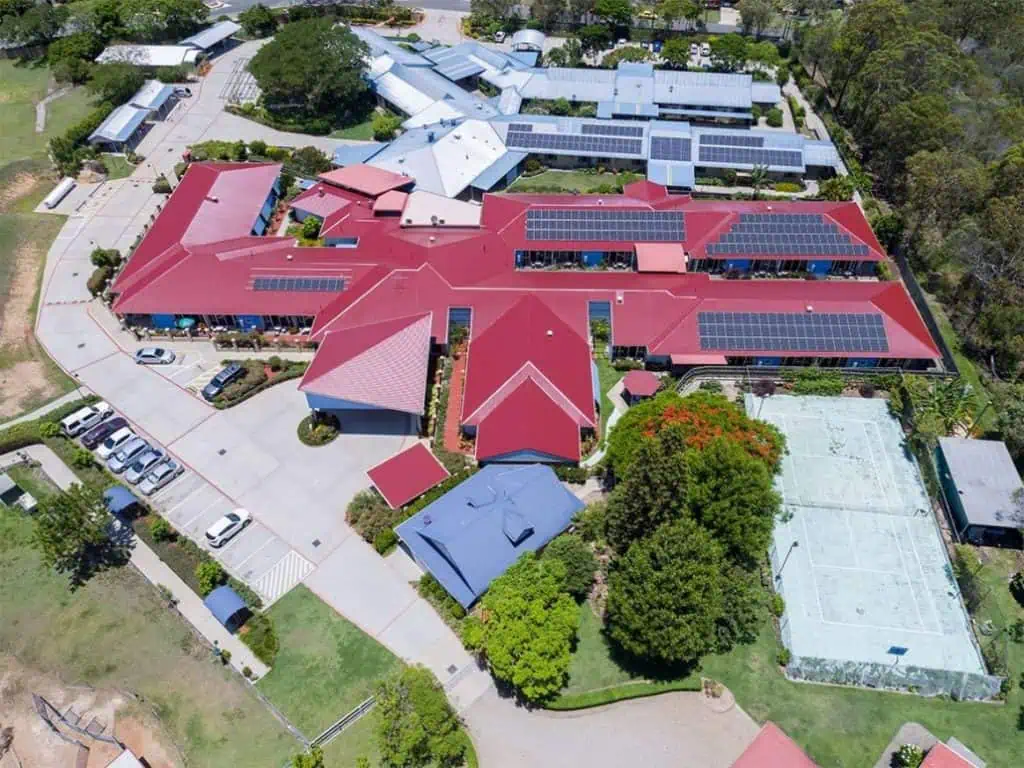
[
  {"x1": 807, "y1": 260, "x2": 832, "y2": 274},
  {"x1": 237, "y1": 315, "x2": 264, "y2": 331},
  {"x1": 582, "y1": 250, "x2": 604, "y2": 268},
  {"x1": 724, "y1": 259, "x2": 751, "y2": 272},
  {"x1": 151, "y1": 313, "x2": 175, "y2": 329},
  {"x1": 306, "y1": 393, "x2": 386, "y2": 411}
]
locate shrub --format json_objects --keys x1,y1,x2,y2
[
  {"x1": 418, "y1": 573, "x2": 467, "y2": 622},
  {"x1": 859, "y1": 383, "x2": 877, "y2": 398},
  {"x1": 772, "y1": 181, "x2": 802, "y2": 193},
  {"x1": 895, "y1": 744, "x2": 925, "y2": 768},
  {"x1": 776, "y1": 647, "x2": 791, "y2": 666},
  {"x1": 39, "y1": 422, "x2": 61, "y2": 438},
  {"x1": 231, "y1": 140, "x2": 248, "y2": 161},
  {"x1": 90, "y1": 248, "x2": 121, "y2": 268},
  {"x1": 346, "y1": 489, "x2": 400, "y2": 544},
  {"x1": 819, "y1": 175, "x2": 855, "y2": 201},
  {"x1": 220, "y1": 649, "x2": 232, "y2": 665},
  {"x1": 241, "y1": 612, "x2": 279, "y2": 665},
  {"x1": 542, "y1": 535, "x2": 598, "y2": 600},
  {"x1": 152, "y1": 176, "x2": 172, "y2": 194},
  {"x1": 573, "y1": 501, "x2": 606, "y2": 544},
  {"x1": 267, "y1": 355, "x2": 283, "y2": 372},
  {"x1": 770, "y1": 593, "x2": 785, "y2": 617},
  {"x1": 611, "y1": 358, "x2": 643, "y2": 371},
  {"x1": 242, "y1": 665, "x2": 254, "y2": 679},
  {"x1": 229, "y1": 577, "x2": 264, "y2": 611},
  {"x1": 301, "y1": 216, "x2": 321, "y2": 240},
  {"x1": 406, "y1": 32, "x2": 421, "y2": 42},
  {"x1": 196, "y1": 560, "x2": 227, "y2": 596},
  {"x1": 150, "y1": 517, "x2": 175, "y2": 542},
  {"x1": 373, "y1": 528, "x2": 398, "y2": 554},
  {"x1": 248, "y1": 139, "x2": 268, "y2": 157},
  {"x1": 524, "y1": 157, "x2": 542, "y2": 174},
  {"x1": 765, "y1": 108, "x2": 783, "y2": 127},
  {"x1": 371, "y1": 111, "x2": 402, "y2": 141},
  {"x1": 554, "y1": 465, "x2": 588, "y2": 484},
  {"x1": 87, "y1": 266, "x2": 112, "y2": 296},
  {"x1": 699, "y1": 380, "x2": 723, "y2": 392},
  {"x1": 297, "y1": 415, "x2": 339, "y2": 446},
  {"x1": 791, "y1": 368, "x2": 845, "y2": 396},
  {"x1": 1012, "y1": 571, "x2": 1024, "y2": 607}
]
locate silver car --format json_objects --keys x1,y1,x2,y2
[
  {"x1": 134, "y1": 347, "x2": 176, "y2": 365},
  {"x1": 138, "y1": 459, "x2": 185, "y2": 496},
  {"x1": 124, "y1": 448, "x2": 166, "y2": 484},
  {"x1": 107, "y1": 437, "x2": 149, "y2": 473}
]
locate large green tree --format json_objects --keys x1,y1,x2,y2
[
  {"x1": 87, "y1": 62, "x2": 147, "y2": 106},
  {"x1": 374, "y1": 666, "x2": 466, "y2": 767},
  {"x1": 32, "y1": 483, "x2": 121, "y2": 586},
  {"x1": 828, "y1": 0, "x2": 908, "y2": 111},
  {"x1": 737, "y1": 0, "x2": 776, "y2": 39},
  {"x1": 119, "y1": 0, "x2": 207, "y2": 42},
  {"x1": 239, "y1": 3, "x2": 277, "y2": 38},
  {"x1": 461, "y1": 554, "x2": 578, "y2": 703},
  {"x1": 249, "y1": 19, "x2": 369, "y2": 121},
  {"x1": 594, "y1": 0, "x2": 633, "y2": 27},
  {"x1": 541, "y1": 534, "x2": 598, "y2": 599},
  {"x1": 709, "y1": 33, "x2": 749, "y2": 72},
  {"x1": 606, "y1": 519, "x2": 725, "y2": 665}
]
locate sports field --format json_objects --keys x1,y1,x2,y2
[{"x1": 747, "y1": 395, "x2": 990, "y2": 692}]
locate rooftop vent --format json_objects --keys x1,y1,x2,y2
[
  {"x1": 805, "y1": 305, "x2": 814, "y2": 313},
  {"x1": 286, "y1": 253, "x2": 294, "y2": 261},
  {"x1": 616, "y1": 291, "x2": 624, "y2": 305},
  {"x1": 206, "y1": 195, "x2": 219, "y2": 203},
  {"x1": 318, "y1": 187, "x2": 325, "y2": 197},
  {"x1": 431, "y1": 215, "x2": 439, "y2": 225},
  {"x1": 546, "y1": 329, "x2": 553, "y2": 337}
]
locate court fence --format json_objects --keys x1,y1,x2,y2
[{"x1": 784, "y1": 656, "x2": 1003, "y2": 700}]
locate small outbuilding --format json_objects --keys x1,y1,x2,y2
[
  {"x1": 0, "y1": 473, "x2": 20, "y2": 505},
  {"x1": 367, "y1": 443, "x2": 450, "y2": 509},
  {"x1": 88, "y1": 105, "x2": 149, "y2": 152},
  {"x1": 511, "y1": 29, "x2": 545, "y2": 53},
  {"x1": 180, "y1": 20, "x2": 241, "y2": 55},
  {"x1": 936, "y1": 437, "x2": 1024, "y2": 546},
  {"x1": 129, "y1": 80, "x2": 177, "y2": 120},
  {"x1": 622, "y1": 369, "x2": 660, "y2": 404},
  {"x1": 203, "y1": 585, "x2": 248, "y2": 632},
  {"x1": 104, "y1": 485, "x2": 140, "y2": 516}
]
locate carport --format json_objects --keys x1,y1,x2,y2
[
  {"x1": 104, "y1": 485, "x2": 140, "y2": 516},
  {"x1": 203, "y1": 585, "x2": 248, "y2": 632}
]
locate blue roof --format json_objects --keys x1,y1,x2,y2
[
  {"x1": 203, "y1": 585, "x2": 247, "y2": 627},
  {"x1": 332, "y1": 142, "x2": 386, "y2": 167},
  {"x1": 395, "y1": 465, "x2": 584, "y2": 608},
  {"x1": 103, "y1": 485, "x2": 138, "y2": 514},
  {"x1": 471, "y1": 150, "x2": 527, "y2": 190}
]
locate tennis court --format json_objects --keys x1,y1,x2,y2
[{"x1": 746, "y1": 394, "x2": 990, "y2": 691}]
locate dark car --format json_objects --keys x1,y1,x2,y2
[
  {"x1": 80, "y1": 416, "x2": 128, "y2": 449},
  {"x1": 202, "y1": 363, "x2": 244, "y2": 401}
]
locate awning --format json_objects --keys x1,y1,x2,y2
[
  {"x1": 203, "y1": 586, "x2": 247, "y2": 628},
  {"x1": 670, "y1": 353, "x2": 728, "y2": 365},
  {"x1": 635, "y1": 243, "x2": 687, "y2": 273},
  {"x1": 103, "y1": 485, "x2": 139, "y2": 514}
]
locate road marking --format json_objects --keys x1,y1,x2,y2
[
  {"x1": 255, "y1": 550, "x2": 314, "y2": 604},
  {"x1": 181, "y1": 495, "x2": 228, "y2": 529},
  {"x1": 232, "y1": 536, "x2": 275, "y2": 570}
]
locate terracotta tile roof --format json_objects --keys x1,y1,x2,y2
[
  {"x1": 367, "y1": 443, "x2": 450, "y2": 508},
  {"x1": 731, "y1": 722, "x2": 818, "y2": 768}
]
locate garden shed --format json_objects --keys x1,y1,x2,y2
[
  {"x1": 367, "y1": 443, "x2": 450, "y2": 509},
  {"x1": 936, "y1": 437, "x2": 1024, "y2": 545}
]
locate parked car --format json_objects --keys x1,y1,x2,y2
[
  {"x1": 134, "y1": 347, "x2": 176, "y2": 365},
  {"x1": 108, "y1": 438, "x2": 149, "y2": 474},
  {"x1": 60, "y1": 401, "x2": 113, "y2": 437},
  {"x1": 96, "y1": 427, "x2": 135, "y2": 460},
  {"x1": 701, "y1": 42, "x2": 711, "y2": 57},
  {"x1": 617, "y1": 37, "x2": 627, "y2": 46},
  {"x1": 173, "y1": 86, "x2": 192, "y2": 97},
  {"x1": 205, "y1": 509, "x2": 252, "y2": 548},
  {"x1": 690, "y1": 42, "x2": 699, "y2": 55},
  {"x1": 124, "y1": 448, "x2": 166, "y2": 484},
  {"x1": 80, "y1": 416, "x2": 127, "y2": 449},
  {"x1": 201, "y1": 363, "x2": 244, "y2": 401},
  {"x1": 494, "y1": 31, "x2": 505, "y2": 42},
  {"x1": 138, "y1": 459, "x2": 185, "y2": 496}
]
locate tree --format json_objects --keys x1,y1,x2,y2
[
  {"x1": 301, "y1": 215, "x2": 321, "y2": 240},
  {"x1": 239, "y1": 3, "x2": 277, "y2": 38},
  {"x1": 738, "y1": 0, "x2": 776, "y2": 39},
  {"x1": 748, "y1": 164, "x2": 769, "y2": 198},
  {"x1": 578, "y1": 23, "x2": 612, "y2": 55},
  {"x1": 372, "y1": 111, "x2": 401, "y2": 141},
  {"x1": 87, "y1": 62, "x2": 147, "y2": 105},
  {"x1": 1, "y1": 2, "x2": 67, "y2": 44},
  {"x1": 602, "y1": 45, "x2": 651, "y2": 68},
  {"x1": 84, "y1": 0, "x2": 126, "y2": 41},
  {"x1": 291, "y1": 748, "x2": 324, "y2": 768},
  {"x1": 660, "y1": 38, "x2": 691, "y2": 69},
  {"x1": 819, "y1": 175, "x2": 855, "y2": 201},
  {"x1": 461, "y1": 553, "x2": 578, "y2": 702},
  {"x1": 569, "y1": 0, "x2": 596, "y2": 23},
  {"x1": 374, "y1": 666, "x2": 466, "y2": 767},
  {"x1": 606, "y1": 519, "x2": 725, "y2": 665},
  {"x1": 541, "y1": 534, "x2": 598, "y2": 599},
  {"x1": 684, "y1": 437, "x2": 780, "y2": 565},
  {"x1": 249, "y1": 19, "x2": 370, "y2": 121},
  {"x1": 800, "y1": 16, "x2": 839, "y2": 79},
  {"x1": 32, "y1": 483, "x2": 121, "y2": 586},
  {"x1": 533, "y1": 0, "x2": 566, "y2": 30},
  {"x1": 288, "y1": 146, "x2": 333, "y2": 176},
  {"x1": 594, "y1": 0, "x2": 633, "y2": 27},
  {"x1": 905, "y1": 150, "x2": 991, "y2": 235},
  {"x1": 656, "y1": 0, "x2": 696, "y2": 31},
  {"x1": 545, "y1": 37, "x2": 584, "y2": 67},
  {"x1": 119, "y1": 0, "x2": 208, "y2": 42},
  {"x1": 709, "y1": 33, "x2": 749, "y2": 72},
  {"x1": 828, "y1": 0, "x2": 909, "y2": 111}
]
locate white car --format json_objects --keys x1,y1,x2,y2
[
  {"x1": 138, "y1": 459, "x2": 185, "y2": 496},
  {"x1": 97, "y1": 427, "x2": 135, "y2": 460},
  {"x1": 60, "y1": 401, "x2": 114, "y2": 437},
  {"x1": 494, "y1": 31, "x2": 505, "y2": 42},
  {"x1": 701, "y1": 42, "x2": 711, "y2": 57},
  {"x1": 134, "y1": 347, "x2": 176, "y2": 365},
  {"x1": 205, "y1": 509, "x2": 252, "y2": 548},
  {"x1": 690, "y1": 43, "x2": 699, "y2": 56}
]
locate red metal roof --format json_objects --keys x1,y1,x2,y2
[
  {"x1": 373, "y1": 190, "x2": 408, "y2": 214},
  {"x1": 299, "y1": 313, "x2": 432, "y2": 413},
  {"x1": 367, "y1": 442, "x2": 450, "y2": 508},
  {"x1": 921, "y1": 743, "x2": 978, "y2": 768},
  {"x1": 318, "y1": 164, "x2": 412, "y2": 197},
  {"x1": 731, "y1": 722, "x2": 818, "y2": 768},
  {"x1": 635, "y1": 243, "x2": 687, "y2": 273},
  {"x1": 290, "y1": 183, "x2": 353, "y2": 220},
  {"x1": 475, "y1": 379, "x2": 581, "y2": 462},
  {"x1": 622, "y1": 370, "x2": 660, "y2": 397}
]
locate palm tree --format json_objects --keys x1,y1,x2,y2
[{"x1": 749, "y1": 164, "x2": 769, "y2": 198}]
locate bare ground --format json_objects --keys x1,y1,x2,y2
[
  {"x1": 0, "y1": 174, "x2": 37, "y2": 211},
  {"x1": 0, "y1": 656, "x2": 178, "y2": 768}
]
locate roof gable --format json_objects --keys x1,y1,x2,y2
[{"x1": 475, "y1": 378, "x2": 582, "y2": 462}]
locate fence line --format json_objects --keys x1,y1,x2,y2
[
  {"x1": 892, "y1": 248, "x2": 960, "y2": 375},
  {"x1": 675, "y1": 364, "x2": 955, "y2": 393},
  {"x1": 310, "y1": 697, "x2": 376, "y2": 749}
]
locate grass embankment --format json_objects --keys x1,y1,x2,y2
[
  {"x1": 508, "y1": 170, "x2": 634, "y2": 193},
  {"x1": 330, "y1": 118, "x2": 375, "y2": 140},
  {"x1": 99, "y1": 153, "x2": 136, "y2": 180},
  {"x1": 554, "y1": 552, "x2": 1024, "y2": 767},
  {"x1": 0, "y1": 503, "x2": 298, "y2": 766}
]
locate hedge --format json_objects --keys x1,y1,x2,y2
[
  {"x1": 0, "y1": 396, "x2": 99, "y2": 454},
  {"x1": 545, "y1": 679, "x2": 702, "y2": 711},
  {"x1": 214, "y1": 361, "x2": 308, "y2": 409}
]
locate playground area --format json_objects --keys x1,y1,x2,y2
[{"x1": 746, "y1": 395, "x2": 997, "y2": 696}]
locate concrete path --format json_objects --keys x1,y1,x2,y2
[
  {"x1": 0, "y1": 445, "x2": 269, "y2": 679},
  {"x1": 582, "y1": 379, "x2": 627, "y2": 468},
  {"x1": 0, "y1": 390, "x2": 88, "y2": 432},
  {"x1": 35, "y1": 86, "x2": 71, "y2": 133}
]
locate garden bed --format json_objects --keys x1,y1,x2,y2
[
  {"x1": 297, "y1": 414, "x2": 339, "y2": 446},
  {"x1": 213, "y1": 358, "x2": 308, "y2": 409}
]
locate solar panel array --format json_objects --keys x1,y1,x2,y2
[
  {"x1": 508, "y1": 123, "x2": 534, "y2": 132},
  {"x1": 698, "y1": 312, "x2": 889, "y2": 353},
  {"x1": 526, "y1": 209, "x2": 685, "y2": 242},
  {"x1": 700, "y1": 133, "x2": 765, "y2": 148},
  {"x1": 698, "y1": 145, "x2": 803, "y2": 168},
  {"x1": 581, "y1": 123, "x2": 645, "y2": 138},
  {"x1": 506, "y1": 126, "x2": 643, "y2": 156},
  {"x1": 705, "y1": 213, "x2": 872, "y2": 258},
  {"x1": 650, "y1": 136, "x2": 692, "y2": 162},
  {"x1": 253, "y1": 276, "x2": 344, "y2": 292}
]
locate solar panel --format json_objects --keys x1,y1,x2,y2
[
  {"x1": 526, "y1": 209, "x2": 685, "y2": 242},
  {"x1": 581, "y1": 123, "x2": 645, "y2": 138},
  {"x1": 506, "y1": 131, "x2": 644, "y2": 156},
  {"x1": 253, "y1": 276, "x2": 344, "y2": 292},
  {"x1": 704, "y1": 213, "x2": 872, "y2": 258},
  {"x1": 697, "y1": 312, "x2": 889, "y2": 353},
  {"x1": 649, "y1": 136, "x2": 691, "y2": 162},
  {"x1": 508, "y1": 123, "x2": 534, "y2": 132},
  {"x1": 698, "y1": 145, "x2": 802, "y2": 168},
  {"x1": 699, "y1": 133, "x2": 765, "y2": 148}
]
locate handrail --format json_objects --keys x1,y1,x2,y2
[{"x1": 674, "y1": 364, "x2": 956, "y2": 392}]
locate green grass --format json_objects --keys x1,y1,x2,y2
[
  {"x1": 99, "y1": 153, "x2": 136, "y2": 180},
  {"x1": 0, "y1": 504, "x2": 298, "y2": 767},
  {"x1": 508, "y1": 170, "x2": 628, "y2": 193},
  {"x1": 330, "y1": 119, "x2": 375, "y2": 140},
  {"x1": 320, "y1": 713, "x2": 381, "y2": 767},
  {"x1": 594, "y1": 353, "x2": 625, "y2": 444},
  {"x1": 554, "y1": 553, "x2": 1024, "y2": 768},
  {"x1": 257, "y1": 586, "x2": 402, "y2": 738},
  {"x1": 5, "y1": 463, "x2": 60, "y2": 499}
]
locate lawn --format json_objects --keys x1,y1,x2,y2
[
  {"x1": 320, "y1": 713, "x2": 381, "y2": 767},
  {"x1": 330, "y1": 118, "x2": 375, "y2": 140},
  {"x1": 556, "y1": 551, "x2": 1024, "y2": 768},
  {"x1": 256, "y1": 585, "x2": 402, "y2": 739},
  {"x1": 5, "y1": 462, "x2": 60, "y2": 499},
  {"x1": 100, "y1": 153, "x2": 136, "y2": 180},
  {"x1": 594, "y1": 353, "x2": 625, "y2": 444},
  {"x1": 0, "y1": 504, "x2": 298, "y2": 767},
  {"x1": 508, "y1": 170, "x2": 633, "y2": 193}
]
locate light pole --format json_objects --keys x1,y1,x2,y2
[{"x1": 775, "y1": 540, "x2": 799, "y2": 581}]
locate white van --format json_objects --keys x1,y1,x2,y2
[{"x1": 60, "y1": 401, "x2": 113, "y2": 437}]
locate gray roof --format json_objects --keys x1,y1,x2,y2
[
  {"x1": 129, "y1": 79, "x2": 175, "y2": 111},
  {"x1": 939, "y1": 437, "x2": 1024, "y2": 529},
  {"x1": 351, "y1": 26, "x2": 433, "y2": 67},
  {"x1": 511, "y1": 29, "x2": 545, "y2": 51},
  {"x1": 0, "y1": 472, "x2": 17, "y2": 498},
  {"x1": 395, "y1": 464, "x2": 584, "y2": 608},
  {"x1": 180, "y1": 20, "x2": 241, "y2": 50},
  {"x1": 88, "y1": 104, "x2": 149, "y2": 144}
]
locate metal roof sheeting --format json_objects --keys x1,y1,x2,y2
[
  {"x1": 751, "y1": 81, "x2": 783, "y2": 104},
  {"x1": 511, "y1": 29, "x2": 545, "y2": 51},
  {"x1": 654, "y1": 70, "x2": 753, "y2": 109},
  {"x1": 434, "y1": 57, "x2": 485, "y2": 81},
  {"x1": 938, "y1": 437, "x2": 1024, "y2": 530},
  {"x1": 646, "y1": 160, "x2": 695, "y2": 188},
  {"x1": 471, "y1": 150, "x2": 527, "y2": 190},
  {"x1": 597, "y1": 101, "x2": 660, "y2": 118},
  {"x1": 96, "y1": 45, "x2": 200, "y2": 67},
  {"x1": 367, "y1": 443, "x2": 450, "y2": 508},
  {"x1": 130, "y1": 79, "x2": 175, "y2": 111},
  {"x1": 179, "y1": 20, "x2": 240, "y2": 50},
  {"x1": 351, "y1": 26, "x2": 433, "y2": 67},
  {"x1": 88, "y1": 104, "x2": 149, "y2": 143},
  {"x1": 203, "y1": 586, "x2": 247, "y2": 627}
]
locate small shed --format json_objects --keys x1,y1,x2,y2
[
  {"x1": 622, "y1": 370, "x2": 660, "y2": 404},
  {"x1": 104, "y1": 485, "x2": 139, "y2": 516},
  {"x1": 511, "y1": 29, "x2": 545, "y2": 52},
  {"x1": 936, "y1": 437, "x2": 1024, "y2": 545},
  {"x1": 367, "y1": 443, "x2": 450, "y2": 509},
  {"x1": 129, "y1": 79, "x2": 177, "y2": 120},
  {"x1": 0, "y1": 472, "x2": 20, "y2": 505},
  {"x1": 203, "y1": 585, "x2": 248, "y2": 632},
  {"x1": 180, "y1": 20, "x2": 241, "y2": 54},
  {"x1": 88, "y1": 104, "x2": 149, "y2": 152}
]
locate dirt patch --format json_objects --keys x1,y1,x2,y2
[
  {"x1": 0, "y1": 173, "x2": 38, "y2": 213},
  {"x1": 0, "y1": 656, "x2": 178, "y2": 768},
  {"x1": 0, "y1": 360, "x2": 56, "y2": 420}
]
